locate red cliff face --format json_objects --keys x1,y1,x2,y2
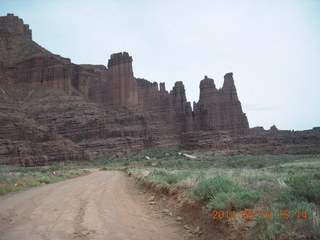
[
  {"x1": 0, "y1": 12, "x2": 249, "y2": 140},
  {"x1": 0, "y1": 113, "x2": 89, "y2": 166},
  {"x1": 0, "y1": 14, "x2": 74, "y2": 94},
  {"x1": 1, "y1": 14, "x2": 286, "y2": 165}
]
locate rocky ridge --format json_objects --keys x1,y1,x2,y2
[{"x1": 0, "y1": 14, "x2": 319, "y2": 165}]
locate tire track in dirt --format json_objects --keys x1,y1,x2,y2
[{"x1": 0, "y1": 170, "x2": 185, "y2": 240}]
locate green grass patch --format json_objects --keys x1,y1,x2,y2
[
  {"x1": 144, "y1": 168, "x2": 203, "y2": 187},
  {"x1": 111, "y1": 153, "x2": 320, "y2": 239},
  {"x1": 253, "y1": 201, "x2": 319, "y2": 240},
  {"x1": 192, "y1": 176, "x2": 262, "y2": 210},
  {"x1": 285, "y1": 172, "x2": 320, "y2": 204},
  {"x1": 0, "y1": 165, "x2": 88, "y2": 196}
]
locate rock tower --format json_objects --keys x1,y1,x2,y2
[
  {"x1": 0, "y1": 13, "x2": 32, "y2": 40},
  {"x1": 107, "y1": 52, "x2": 139, "y2": 107}
]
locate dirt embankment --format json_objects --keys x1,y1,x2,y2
[{"x1": 135, "y1": 178, "x2": 254, "y2": 240}]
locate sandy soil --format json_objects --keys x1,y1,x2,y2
[{"x1": 0, "y1": 170, "x2": 184, "y2": 240}]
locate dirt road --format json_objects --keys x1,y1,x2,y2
[{"x1": 0, "y1": 170, "x2": 184, "y2": 240}]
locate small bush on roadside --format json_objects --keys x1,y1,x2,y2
[
  {"x1": 192, "y1": 176, "x2": 261, "y2": 210},
  {"x1": 0, "y1": 165, "x2": 88, "y2": 196},
  {"x1": 38, "y1": 177, "x2": 54, "y2": 184},
  {"x1": 27, "y1": 181, "x2": 40, "y2": 187},
  {"x1": 192, "y1": 176, "x2": 235, "y2": 199},
  {"x1": 143, "y1": 168, "x2": 203, "y2": 187},
  {"x1": 126, "y1": 168, "x2": 136, "y2": 176},
  {"x1": 0, "y1": 184, "x2": 14, "y2": 195},
  {"x1": 253, "y1": 215, "x2": 293, "y2": 240},
  {"x1": 208, "y1": 190, "x2": 261, "y2": 210}
]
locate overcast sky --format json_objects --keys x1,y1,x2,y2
[{"x1": 1, "y1": 0, "x2": 320, "y2": 130}]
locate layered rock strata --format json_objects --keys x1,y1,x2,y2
[
  {"x1": 193, "y1": 74, "x2": 249, "y2": 135},
  {"x1": 0, "y1": 14, "x2": 249, "y2": 153},
  {"x1": 0, "y1": 112, "x2": 89, "y2": 166},
  {"x1": 1, "y1": 14, "x2": 318, "y2": 165}
]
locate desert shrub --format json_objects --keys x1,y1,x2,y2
[
  {"x1": 278, "y1": 189, "x2": 302, "y2": 203},
  {"x1": 192, "y1": 176, "x2": 261, "y2": 210},
  {"x1": 144, "y1": 168, "x2": 203, "y2": 187},
  {"x1": 223, "y1": 155, "x2": 289, "y2": 169},
  {"x1": 148, "y1": 168, "x2": 167, "y2": 176},
  {"x1": 176, "y1": 177, "x2": 199, "y2": 188},
  {"x1": 313, "y1": 214, "x2": 320, "y2": 239},
  {"x1": 126, "y1": 168, "x2": 136, "y2": 176},
  {"x1": 26, "y1": 181, "x2": 40, "y2": 187},
  {"x1": 124, "y1": 161, "x2": 130, "y2": 166},
  {"x1": 0, "y1": 187, "x2": 6, "y2": 195},
  {"x1": 38, "y1": 176, "x2": 67, "y2": 184},
  {"x1": 146, "y1": 169, "x2": 178, "y2": 185},
  {"x1": 246, "y1": 174, "x2": 275, "y2": 183},
  {"x1": 208, "y1": 190, "x2": 261, "y2": 210},
  {"x1": 244, "y1": 174, "x2": 280, "y2": 198},
  {"x1": 253, "y1": 215, "x2": 292, "y2": 240},
  {"x1": 253, "y1": 201, "x2": 319, "y2": 240},
  {"x1": 285, "y1": 173, "x2": 320, "y2": 204},
  {"x1": 0, "y1": 184, "x2": 14, "y2": 195},
  {"x1": 66, "y1": 169, "x2": 87, "y2": 177},
  {"x1": 192, "y1": 176, "x2": 235, "y2": 200},
  {"x1": 38, "y1": 176, "x2": 54, "y2": 184},
  {"x1": 142, "y1": 149, "x2": 185, "y2": 160}
]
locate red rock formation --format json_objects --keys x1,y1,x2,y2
[
  {"x1": 232, "y1": 127, "x2": 320, "y2": 155},
  {"x1": 0, "y1": 14, "x2": 249, "y2": 140},
  {"x1": 0, "y1": 13, "x2": 31, "y2": 39},
  {"x1": 106, "y1": 52, "x2": 139, "y2": 107},
  {"x1": 0, "y1": 114, "x2": 89, "y2": 166},
  {"x1": 0, "y1": 14, "x2": 74, "y2": 94},
  {"x1": 72, "y1": 64, "x2": 108, "y2": 103},
  {"x1": 193, "y1": 74, "x2": 249, "y2": 135},
  {"x1": 0, "y1": 14, "x2": 252, "y2": 160},
  {"x1": 4, "y1": 14, "x2": 318, "y2": 165}
]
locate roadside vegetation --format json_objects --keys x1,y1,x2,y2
[
  {"x1": 100, "y1": 150, "x2": 320, "y2": 240},
  {"x1": 1, "y1": 150, "x2": 319, "y2": 239},
  {"x1": 0, "y1": 164, "x2": 88, "y2": 195}
]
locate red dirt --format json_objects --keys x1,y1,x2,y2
[{"x1": 0, "y1": 170, "x2": 188, "y2": 240}]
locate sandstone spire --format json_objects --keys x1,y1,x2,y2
[
  {"x1": 222, "y1": 72, "x2": 239, "y2": 102},
  {"x1": 194, "y1": 74, "x2": 249, "y2": 134},
  {"x1": 107, "y1": 52, "x2": 138, "y2": 107}
]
